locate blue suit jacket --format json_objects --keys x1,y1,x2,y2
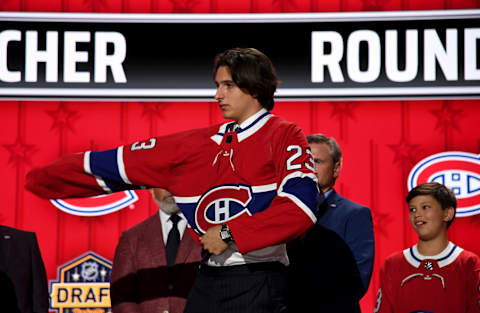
[
  {"x1": 318, "y1": 189, "x2": 375, "y2": 293},
  {"x1": 287, "y1": 189, "x2": 374, "y2": 313}
]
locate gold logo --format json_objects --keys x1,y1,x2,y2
[{"x1": 49, "y1": 251, "x2": 112, "y2": 313}]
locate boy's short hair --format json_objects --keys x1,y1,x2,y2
[
  {"x1": 213, "y1": 47, "x2": 279, "y2": 111},
  {"x1": 406, "y1": 182, "x2": 457, "y2": 228}
]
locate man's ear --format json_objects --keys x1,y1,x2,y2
[{"x1": 333, "y1": 157, "x2": 342, "y2": 180}]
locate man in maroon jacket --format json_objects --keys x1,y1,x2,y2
[{"x1": 110, "y1": 188, "x2": 202, "y2": 313}]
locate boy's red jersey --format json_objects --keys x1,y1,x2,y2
[{"x1": 375, "y1": 242, "x2": 480, "y2": 313}]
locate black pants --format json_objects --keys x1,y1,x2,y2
[{"x1": 184, "y1": 262, "x2": 287, "y2": 313}]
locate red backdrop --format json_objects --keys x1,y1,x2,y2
[{"x1": 1, "y1": 1, "x2": 480, "y2": 312}]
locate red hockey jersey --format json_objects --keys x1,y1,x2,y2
[
  {"x1": 26, "y1": 109, "x2": 320, "y2": 264},
  {"x1": 375, "y1": 242, "x2": 480, "y2": 313}
]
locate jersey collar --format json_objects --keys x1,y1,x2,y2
[
  {"x1": 210, "y1": 108, "x2": 272, "y2": 145},
  {"x1": 403, "y1": 241, "x2": 463, "y2": 268}
]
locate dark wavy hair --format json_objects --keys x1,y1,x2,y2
[
  {"x1": 406, "y1": 182, "x2": 457, "y2": 228},
  {"x1": 213, "y1": 48, "x2": 279, "y2": 111}
]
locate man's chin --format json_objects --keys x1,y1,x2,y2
[
  {"x1": 221, "y1": 111, "x2": 235, "y2": 121},
  {"x1": 160, "y1": 201, "x2": 180, "y2": 215}
]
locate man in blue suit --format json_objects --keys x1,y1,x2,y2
[{"x1": 287, "y1": 134, "x2": 374, "y2": 313}]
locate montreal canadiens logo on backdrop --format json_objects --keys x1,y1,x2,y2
[
  {"x1": 50, "y1": 191, "x2": 138, "y2": 217},
  {"x1": 195, "y1": 185, "x2": 253, "y2": 234},
  {"x1": 408, "y1": 152, "x2": 480, "y2": 217}
]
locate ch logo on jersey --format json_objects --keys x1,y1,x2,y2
[
  {"x1": 50, "y1": 191, "x2": 138, "y2": 217},
  {"x1": 194, "y1": 185, "x2": 253, "y2": 234},
  {"x1": 408, "y1": 152, "x2": 480, "y2": 217}
]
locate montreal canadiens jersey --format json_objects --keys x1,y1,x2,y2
[
  {"x1": 26, "y1": 109, "x2": 320, "y2": 266},
  {"x1": 375, "y1": 242, "x2": 480, "y2": 313}
]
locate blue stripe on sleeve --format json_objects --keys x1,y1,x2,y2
[
  {"x1": 249, "y1": 190, "x2": 276, "y2": 214},
  {"x1": 90, "y1": 149, "x2": 141, "y2": 192},
  {"x1": 281, "y1": 177, "x2": 320, "y2": 216}
]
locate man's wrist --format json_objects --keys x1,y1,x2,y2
[{"x1": 219, "y1": 223, "x2": 234, "y2": 243}]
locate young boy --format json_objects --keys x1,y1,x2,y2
[{"x1": 374, "y1": 182, "x2": 480, "y2": 313}]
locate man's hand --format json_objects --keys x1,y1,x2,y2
[{"x1": 199, "y1": 225, "x2": 228, "y2": 255}]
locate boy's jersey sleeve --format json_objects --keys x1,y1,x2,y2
[
  {"x1": 25, "y1": 131, "x2": 190, "y2": 199},
  {"x1": 374, "y1": 260, "x2": 394, "y2": 313},
  {"x1": 467, "y1": 254, "x2": 480, "y2": 313},
  {"x1": 227, "y1": 123, "x2": 320, "y2": 254}
]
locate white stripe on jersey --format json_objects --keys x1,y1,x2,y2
[
  {"x1": 117, "y1": 146, "x2": 132, "y2": 185},
  {"x1": 251, "y1": 183, "x2": 277, "y2": 193},
  {"x1": 237, "y1": 113, "x2": 272, "y2": 142},
  {"x1": 210, "y1": 123, "x2": 229, "y2": 145},
  {"x1": 438, "y1": 246, "x2": 463, "y2": 268},
  {"x1": 83, "y1": 151, "x2": 112, "y2": 193},
  {"x1": 84, "y1": 151, "x2": 92, "y2": 174},
  {"x1": 403, "y1": 242, "x2": 464, "y2": 268},
  {"x1": 277, "y1": 171, "x2": 318, "y2": 223},
  {"x1": 174, "y1": 183, "x2": 277, "y2": 204},
  {"x1": 210, "y1": 109, "x2": 272, "y2": 144},
  {"x1": 174, "y1": 195, "x2": 201, "y2": 203}
]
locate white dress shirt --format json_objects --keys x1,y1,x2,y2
[{"x1": 159, "y1": 209, "x2": 187, "y2": 246}]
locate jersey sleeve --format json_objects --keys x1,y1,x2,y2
[
  {"x1": 374, "y1": 258, "x2": 394, "y2": 313},
  {"x1": 227, "y1": 123, "x2": 320, "y2": 254},
  {"x1": 25, "y1": 129, "x2": 197, "y2": 199},
  {"x1": 466, "y1": 253, "x2": 480, "y2": 313}
]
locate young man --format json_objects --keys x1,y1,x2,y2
[
  {"x1": 26, "y1": 48, "x2": 319, "y2": 313},
  {"x1": 375, "y1": 182, "x2": 480, "y2": 313},
  {"x1": 286, "y1": 134, "x2": 374, "y2": 313}
]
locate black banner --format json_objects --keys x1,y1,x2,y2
[{"x1": 0, "y1": 10, "x2": 479, "y2": 100}]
